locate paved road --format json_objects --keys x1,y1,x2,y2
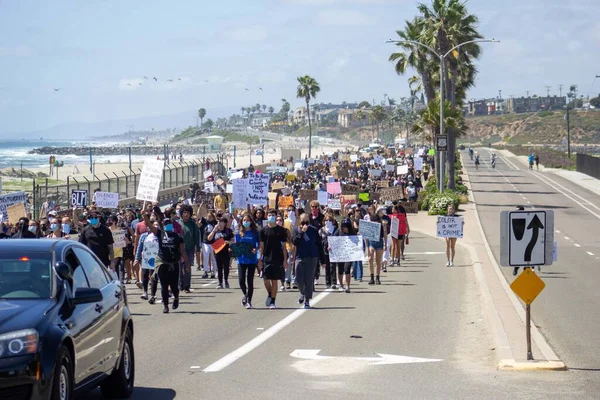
[
  {"x1": 82, "y1": 228, "x2": 597, "y2": 399},
  {"x1": 466, "y1": 148, "x2": 600, "y2": 373}
]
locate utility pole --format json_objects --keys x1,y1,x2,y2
[
  {"x1": 498, "y1": 90, "x2": 502, "y2": 100},
  {"x1": 565, "y1": 107, "x2": 571, "y2": 159},
  {"x1": 526, "y1": 91, "x2": 530, "y2": 98},
  {"x1": 545, "y1": 86, "x2": 551, "y2": 97},
  {"x1": 558, "y1": 84, "x2": 563, "y2": 98}
]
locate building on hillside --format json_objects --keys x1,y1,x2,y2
[
  {"x1": 316, "y1": 109, "x2": 339, "y2": 126},
  {"x1": 293, "y1": 107, "x2": 308, "y2": 124},
  {"x1": 505, "y1": 95, "x2": 566, "y2": 113},
  {"x1": 250, "y1": 113, "x2": 272, "y2": 128},
  {"x1": 337, "y1": 109, "x2": 354, "y2": 128}
]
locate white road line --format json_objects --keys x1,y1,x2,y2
[
  {"x1": 556, "y1": 230, "x2": 561, "y2": 233},
  {"x1": 574, "y1": 244, "x2": 581, "y2": 248},
  {"x1": 202, "y1": 289, "x2": 332, "y2": 372},
  {"x1": 530, "y1": 171, "x2": 600, "y2": 220},
  {"x1": 190, "y1": 366, "x2": 201, "y2": 369},
  {"x1": 498, "y1": 154, "x2": 520, "y2": 170},
  {"x1": 564, "y1": 236, "x2": 570, "y2": 240},
  {"x1": 202, "y1": 280, "x2": 218, "y2": 287},
  {"x1": 587, "y1": 252, "x2": 595, "y2": 256},
  {"x1": 522, "y1": 197, "x2": 527, "y2": 200},
  {"x1": 527, "y1": 201, "x2": 531, "y2": 204}
]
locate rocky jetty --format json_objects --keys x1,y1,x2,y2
[{"x1": 28, "y1": 145, "x2": 214, "y2": 156}]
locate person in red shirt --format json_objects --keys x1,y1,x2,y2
[{"x1": 390, "y1": 203, "x2": 410, "y2": 266}]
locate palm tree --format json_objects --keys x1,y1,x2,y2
[
  {"x1": 411, "y1": 97, "x2": 466, "y2": 145},
  {"x1": 262, "y1": 104, "x2": 267, "y2": 113},
  {"x1": 296, "y1": 75, "x2": 321, "y2": 157},
  {"x1": 370, "y1": 105, "x2": 387, "y2": 141},
  {"x1": 268, "y1": 106, "x2": 274, "y2": 115},
  {"x1": 198, "y1": 108, "x2": 206, "y2": 127}
]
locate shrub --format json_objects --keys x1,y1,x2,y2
[{"x1": 427, "y1": 190, "x2": 461, "y2": 215}]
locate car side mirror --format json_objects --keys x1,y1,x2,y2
[
  {"x1": 72, "y1": 288, "x2": 103, "y2": 305},
  {"x1": 54, "y1": 262, "x2": 72, "y2": 280}
]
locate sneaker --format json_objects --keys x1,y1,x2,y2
[
  {"x1": 325, "y1": 285, "x2": 331, "y2": 289},
  {"x1": 382, "y1": 266, "x2": 387, "y2": 273},
  {"x1": 172, "y1": 298, "x2": 179, "y2": 310},
  {"x1": 265, "y1": 296, "x2": 272, "y2": 307},
  {"x1": 345, "y1": 287, "x2": 351, "y2": 293},
  {"x1": 338, "y1": 286, "x2": 345, "y2": 292},
  {"x1": 314, "y1": 279, "x2": 318, "y2": 286},
  {"x1": 280, "y1": 285, "x2": 286, "y2": 292},
  {"x1": 450, "y1": 261, "x2": 455, "y2": 267},
  {"x1": 446, "y1": 261, "x2": 451, "y2": 267},
  {"x1": 225, "y1": 281, "x2": 230, "y2": 289},
  {"x1": 246, "y1": 303, "x2": 253, "y2": 309},
  {"x1": 292, "y1": 283, "x2": 298, "y2": 289},
  {"x1": 163, "y1": 306, "x2": 169, "y2": 314},
  {"x1": 368, "y1": 279, "x2": 375, "y2": 285},
  {"x1": 148, "y1": 296, "x2": 156, "y2": 305},
  {"x1": 210, "y1": 274, "x2": 216, "y2": 279},
  {"x1": 135, "y1": 281, "x2": 143, "y2": 289},
  {"x1": 241, "y1": 296, "x2": 247, "y2": 306},
  {"x1": 196, "y1": 266, "x2": 202, "y2": 271},
  {"x1": 202, "y1": 272, "x2": 208, "y2": 279},
  {"x1": 285, "y1": 282, "x2": 291, "y2": 290},
  {"x1": 269, "y1": 303, "x2": 277, "y2": 309},
  {"x1": 216, "y1": 284, "x2": 223, "y2": 289},
  {"x1": 376, "y1": 277, "x2": 381, "y2": 285},
  {"x1": 331, "y1": 284, "x2": 338, "y2": 290},
  {"x1": 304, "y1": 301, "x2": 311, "y2": 309},
  {"x1": 298, "y1": 295, "x2": 305, "y2": 304},
  {"x1": 401, "y1": 255, "x2": 405, "y2": 261},
  {"x1": 184, "y1": 289, "x2": 192, "y2": 294},
  {"x1": 140, "y1": 293, "x2": 148, "y2": 300}
]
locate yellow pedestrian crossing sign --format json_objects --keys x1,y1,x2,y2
[{"x1": 510, "y1": 268, "x2": 545, "y2": 305}]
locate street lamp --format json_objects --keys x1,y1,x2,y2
[{"x1": 386, "y1": 38, "x2": 499, "y2": 192}]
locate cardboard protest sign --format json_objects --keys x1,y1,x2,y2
[
  {"x1": 268, "y1": 192, "x2": 278, "y2": 209},
  {"x1": 436, "y1": 216, "x2": 463, "y2": 238},
  {"x1": 7, "y1": 202, "x2": 26, "y2": 223},
  {"x1": 400, "y1": 201, "x2": 419, "y2": 214},
  {"x1": 328, "y1": 235, "x2": 365, "y2": 262},
  {"x1": 211, "y1": 238, "x2": 227, "y2": 253},
  {"x1": 94, "y1": 192, "x2": 119, "y2": 208},
  {"x1": 112, "y1": 229, "x2": 127, "y2": 249},
  {"x1": 378, "y1": 180, "x2": 389, "y2": 188},
  {"x1": 359, "y1": 219, "x2": 381, "y2": 242},
  {"x1": 278, "y1": 196, "x2": 294, "y2": 208},
  {"x1": 378, "y1": 187, "x2": 403, "y2": 202},
  {"x1": 271, "y1": 182, "x2": 286, "y2": 191},
  {"x1": 343, "y1": 183, "x2": 360, "y2": 193},
  {"x1": 137, "y1": 160, "x2": 163, "y2": 202},
  {"x1": 397, "y1": 165, "x2": 409, "y2": 175},
  {"x1": 231, "y1": 242, "x2": 255, "y2": 258},
  {"x1": 327, "y1": 182, "x2": 342, "y2": 194},
  {"x1": 340, "y1": 194, "x2": 356, "y2": 207},
  {"x1": 286, "y1": 174, "x2": 296, "y2": 182},
  {"x1": 299, "y1": 189, "x2": 318, "y2": 201}
]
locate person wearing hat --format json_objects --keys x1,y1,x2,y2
[
  {"x1": 144, "y1": 209, "x2": 190, "y2": 313},
  {"x1": 79, "y1": 210, "x2": 115, "y2": 267},
  {"x1": 406, "y1": 181, "x2": 418, "y2": 203},
  {"x1": 11, "y1": 217, "x2": 38, "y2": 239}
]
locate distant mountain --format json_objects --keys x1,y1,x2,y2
[{"x1": 1, "y1": 107, "x2": 241, "y2": 140}]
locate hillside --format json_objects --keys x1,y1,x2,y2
[{"x1": 464, "y1": 110, "x2": 600, "y2": 145}]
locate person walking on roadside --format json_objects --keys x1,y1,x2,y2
[
  {"x1": 200, "y1": 211, "x2": 218, "y2": 279},
  {"x1": 444, "y1": 204, "x2": 463, "y2": 267},
  {"x1": 528, "y1": 153, "x2": 534, "y2": 170},
  {"x1": 534, "y1": 154, "x2": 540, "y2": 170},
  {"x1": 367, "y1": 207, "x2": 388, "y2": 285},
  {"x1": 334, "y1": 218, "x2": 355, "y2": 293},
  {"x1": 282, "y1": 206, "x2": 298, "y2": 290},
  {"x1": 235, "y1": 213, "x2": 260, "y2": 309},
  {"x1": 207, "y1": 216, "x2": 234, "y2": 289},
  {"x1": 293, "y1": 213, "x2": 324, "y2": 309},
  {"x1": 134, "y1": 215, "x2": 160, "y2": 302},
  {"x1": 179, "y1": 204, "x2": 198, "y2": 293},
  {"x1": 259, "y1": 208, "x2": 289, "y2": 309},
  {"x1": 144, "y1": 211, "x2": 190, "y2": 313},
  {"x1": 319, "y1": 215, "x2": 338, "y2": 290}
]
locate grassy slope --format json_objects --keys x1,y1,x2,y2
[{"x1": 463, "y1": 110, "x2": 600, "y2": 145}]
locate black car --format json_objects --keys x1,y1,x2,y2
[{"x1": 0, "y1": 240, "x2": 134, "y2": 400}]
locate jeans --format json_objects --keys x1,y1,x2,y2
[
  {"x1": 352, "y1": 261, "x2": 363, "y2": 280},
  {"x1": 283, "y1": 251, "x2": 295, "y2": 284},
  {"x1": 142, "y1": 268, "x2": 158, "y2": 294},
  {"x1": 216, "y1": 252, "x2": 230, "y2": 285},
  {"x1": 238, "y1": 263, "x2": 256, "y2": 303},
  {"x1": 179, "y1": 249, "x2": 194, "y2": 290},
  {"x1": 157, "y1": 263, "x2": 180, "y2": 307},
  {"x1": 296, "y1": 257, "x2": 318, "y2": 300}
]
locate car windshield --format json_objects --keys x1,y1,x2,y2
[{"x1": 0, "y1": 253, "x2": 52, "y2": 299}]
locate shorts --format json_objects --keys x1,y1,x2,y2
[
  {"x1": 263, "y1": 263, "x2": 285, "y2": 281},
  {"x1": 369, "y1": 240, "x2": 384, "y2": 250}
]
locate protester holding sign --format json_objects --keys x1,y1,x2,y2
[
  {"x1": 333, "y1": 218, "x2": 355, "y2": 293},
  {"x1": 443, "y1": 204, "x2": 463, "y2": 267},
  {"x1": 292, "y1": 213, "x2": 325, "y2": 309},
  {"x1": 235, "y1": 213, "x2": 260, "y2": 309},
  {"x1": 366, "y1": 207, "x2": 388, "y2": 285},
  {"x1": 319, "y1": 215, "x2": 339, "y2": 290},
  {"x1": 207, "y1": 217, "x2": 234, "y2": 289},
  {"x1": 391, "y1": 203, "x2": 410, "y2": 266},
  {"x1": 134, "y1": 215, "x2": 160, "y2": 303}
]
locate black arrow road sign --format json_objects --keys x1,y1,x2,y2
[{"x1": 524, "y1": 214, "x2": 544, "y2": 262}]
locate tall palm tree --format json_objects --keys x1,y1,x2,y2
[
  {"x1": 268, "y1": 106, "x2": 274, "y2": 115},
  {"x1": 262, "y1": 104, "x2": 267, "y2": 113},
  {"x1": 370, "y1": 105, "x2": 388, "y2": 141},
  {"x1": 296, "y1": 75, "x2": 320, "y2": 157},
  {"x1": 198, "y1": 108, "x2": 206, "y2": 127},
  {"x1": 411, "y1": 97, "x2": 466, "y2": 146}
]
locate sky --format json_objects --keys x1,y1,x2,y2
[{"x1": 1, "y1": 0, "x2": 599, "y2": 136}]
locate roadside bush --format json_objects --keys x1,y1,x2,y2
[{"x1": 427, "y1": 190, "x2": 461, "y2": 215}]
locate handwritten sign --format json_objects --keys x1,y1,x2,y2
[
  {"x1": 203, "y1": 170, "x2": 213, "y2": 179},
  {"x1": 326, "y1": 182, "x2": 341, "y2": 194},
  {"x1": 397, "y1": 165, "x2": 409, "y2": 175},
  {"x1": 327, "y1": 198, "x2": 341, "y2": 210},
  {"x1": 272, "y1": 182, "x2": 286, "y2": 190},
  {"x1": 436, "y1": 216, "x2": 463, "y2": 238},
  {"x1": 299, "y1": 189, "x2": 317, "y2": 201},
  {"x1": 358, "y1": 192, "x2": 370, "y2": 202},
  {"x1": 137, "y1": 160, "x2": 163, "y2": 202},
  {"x1": 328, "y1": 235, "x2": 365, "y2": 262},
  {"x1": 94, "y1": 192, "x2": 119, "y2": 208},
  {"x1": 391, "y1": 216, "x2": 399, "y2": 239},
  {"x1": 359, "y1": 219, "x2": 381, "y2": 242},
  {"x1": 278, "y1": 196, "x2": 294, "y2": 208},
  {"x1": 231, "y1": 242, "x2": 255, "y2": 258},
  {"x1": 0, "y1": 191, "x2": 27, "y2": 221},
  {"x1": 340, "y1": 194, "x2": 356, "y2": 207},
  {"x1": 368, "y1": 169, "x2": 383, "y2": 177},
  {"x1": 343, "y1": 183, "x2": 360, "y2": 193},
  {"x1": 268, "y1": 192, "x2": 278, "y2": 209},
  {"x1": 7, "y1": 202, "x2": 26, "y2": 223},
  {"x1": 232, "y1": 179, "x2": 248, "y2": 209},
  {"x1": 318, "y1": 191, "x2": 329, "y2": 206},
  {"x1": 286, "y1": 174, "x2": 296, "y2": 182},
  {"x1": 379, "y1": 187, "x2": 404, "y2": 203},
  {"x1": 248, "y1": 173, "x2": 270, "y2": 206},
  {"x1": 414, "y1": 157, "x2": 424, "y2": 171},
  {"x1": 112, "y1": 229, "x2": 126, "y2": 249},
  {"x1": 400, "y1": 201, "x2": 419, "y2": 214},
  {"x1": 141, "y1": 239, "x2": 159, "y2": 270}
]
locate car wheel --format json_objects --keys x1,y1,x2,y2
[
  {"x1": 51, "y1": 346, "x2": 73, "y2": 400},
  {"x1": 100, "y1": 327, "x2": 134, "y2": 398}
]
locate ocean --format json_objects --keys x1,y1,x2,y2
[{"x1": 0, "y1": 139, "x2": 178, "y2": 170}]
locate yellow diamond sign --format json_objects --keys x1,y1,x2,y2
[{"x1": 510, "y1": 268, "x2": 545, "y2": 305}]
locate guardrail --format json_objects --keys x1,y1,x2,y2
[{"x1": 576, "y1": 153, "x2": 600, "y2": 180}]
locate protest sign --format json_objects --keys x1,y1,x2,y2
[
  {"x1": 142, "y1": 240, "x2": 159, "y2": 270},
  {"x1": 436, "y1": 216, "x2": 464, "y2": 238},
  {"x1": 400, "y1": 201, "x2": 419, "y2": 214},
  {"x1": 94, "y1": 192, "x2": 119, "y2": 208},
  {"x1": 299, "y1": 189, "x2": 317, "y2": 201},
  {"x1": 378, "y1": 180, "x2": 389, "y2": 188},
  {"x1": 397, "y1": 165, "x2": 409, "y2": 175},
  {"x1": 358, "y1": 192, "x2": 370, "y2": 202},
  {"x1": 231, "y1": 170, "x2": 244, "y2": 180},
  {"x1": 281, "y1": 187, "x2": 292, "y2": 196},
  {"x1": 232, "y1": 179, "x2": 248, "y2": 208},
  {"x1": 414, "y1": 157, "x2": 424, "y2": 171},
  {"x1": 231, "y1": 242, "x2": 255, "y2": 258},
  {"x1": 7, "y1": 203, "x2": 26, "y2": 223},
  {"x1": 211, "y1": 238, "x2": 227, "y2": 254},
  {"x1": 327, "y1": 198, "x2": 341, "y2": 210},
  {"x1": 326, "y1": 182, "x2": 342, "y2": 194},
  {"x1": 379, "y1": 187, "x2": 403, "y2": 203},
  {"x1": 278, "y1": 196, "x2": 294, "y2": 208},
  {"x1": 385, "y1": 164, "x2": 395, "y2": 172},
  {"x1": 0, "y1": 191, "x2": 27, "y2": 220},
  {"x1": 271, "y1": 182, "x2": 286, "y2": 191},
  {"x1": 391, "y1": 217, "x2": 399, "y2": 239},
  {"x1": 204, "y1": 181, "x2": 215, "y2": 193},
  {"x1": 326, "y1": 175, "x2": 335, "y2": 183},
  {"x1": 71, "y1": 190, "x2": 87, "y2": 208},
  {"x1": 318, "y1": 191, "x2": 329, "y2": 206},
  {"x1": 268, "y1": 192, "x2": 278, "y2": 209},
  {"x1": 340, "y1": 194, "x2": 356, "y2": 207},
  {"x1": 328, "y1": 235, "x2": 365, "y2": 262},
  {"x1": 226, "y1": 184, "x2": 233, "y2": 194},
  {"x1": 286, "y1": 174, "x2": 296, "y2": 182},
  {"x1": 247, "y1": 173, "x2": 270, "y2": 206},
  {"x1": 112, "y1": 229, "x2": 127, "y2": 249},
  {"x1": 359, "y1": 219, "x2": 381, "y2": 242},
  {"x1": 350, "y1": 154, "x2": 358, "y2": 162},
  {"x1": 203, "y1": 170, "x2": 213, "y2": 179},
  {"x1": 343, "y1": 183, "x2": 360, "y2": 193},
  {"x1": 137, "y1": 160, "x2": 163, "y2": 202}
]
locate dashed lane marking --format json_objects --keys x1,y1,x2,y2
[
  {"x1": 574, "y1": 244, "x2": 581, "y2": 248},
  {"x1": 587, "y1": 252, "x2": 595, "y2": 256}
]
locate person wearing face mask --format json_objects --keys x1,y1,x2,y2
[
  {"x1": 107, "y1": 215, "x2": 126, "y2": 279},
  {"x1": 235, "y1": 213, "x2": 260, "y2": 309},
  {"x1": 179, "y1": 204, "x2": 198, "y2": 293},
  {"x1": 200, "y1": 211, "x2": 218, "y2": 279},
  {"x1": 27, "y1": 220, "x2": 40, "y2": 238},
  {"x1": 292, "y1": 213, "x2": 325, "y2": 309},
  {"x1": 366, "y1": 207, "x2": 388, "y2": 285},
  {"x1": 46, "y1": 217, "x2": 69, "y2": 239},
  {"x1": 145, "y1": 212, "x2": 190, "y2": 313},
  {"x1": 207, "y1": 216, "x2": 234, "y2": 289},
  {"x1": 319, "y1": 215, "x2": 339, "y2": 290},
  {"x1": 259, "y1": 209, "x2": 289, "y2": 309},
  {"x1": 79, "y1": 211, "x2": 115, "y2": 268},
  {"x1": 61, "y1": 216, "x2": 72, "y2": 236},
  {"x1": 281, "y1": 207, "x2": 297, "y2": 290},
  {"x1": 134, "y1": 216, "x2": 160, "y2": 302},
  {"x1": 11, "y1": 217, "x2": 38, "y2": 239}
]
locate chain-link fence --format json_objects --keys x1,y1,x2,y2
[{"x1": 32, "y1": 157, "x2": 227, "y2": 219}]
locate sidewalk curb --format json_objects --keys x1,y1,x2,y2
[{"x1": 460, "y1": 152, "x2": 567, "y2": 371}]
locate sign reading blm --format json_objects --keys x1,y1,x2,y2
[{"x1": 500, "y1": 210, "x2": 554, "y2": 267}]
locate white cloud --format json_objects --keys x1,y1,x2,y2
[
  {"x1": 317, "y1": 10, "x2": 375, "y2": 26},
  {"x1": 0, "y1": 45, "x2": 33, "y2": 57},
  {"x1": 226, "y1": 25, "x2": 267, "y2": 42}
]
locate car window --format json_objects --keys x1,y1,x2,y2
[
  {"x1": 73, "y1": 248, "x2": 109, "y2": 289},
  {"x1": 65, "y1": 250, "x2": 89, "y2": 290},
  {"x1": 0, "y1": 253, "x2": 52, "y2": 299}
]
